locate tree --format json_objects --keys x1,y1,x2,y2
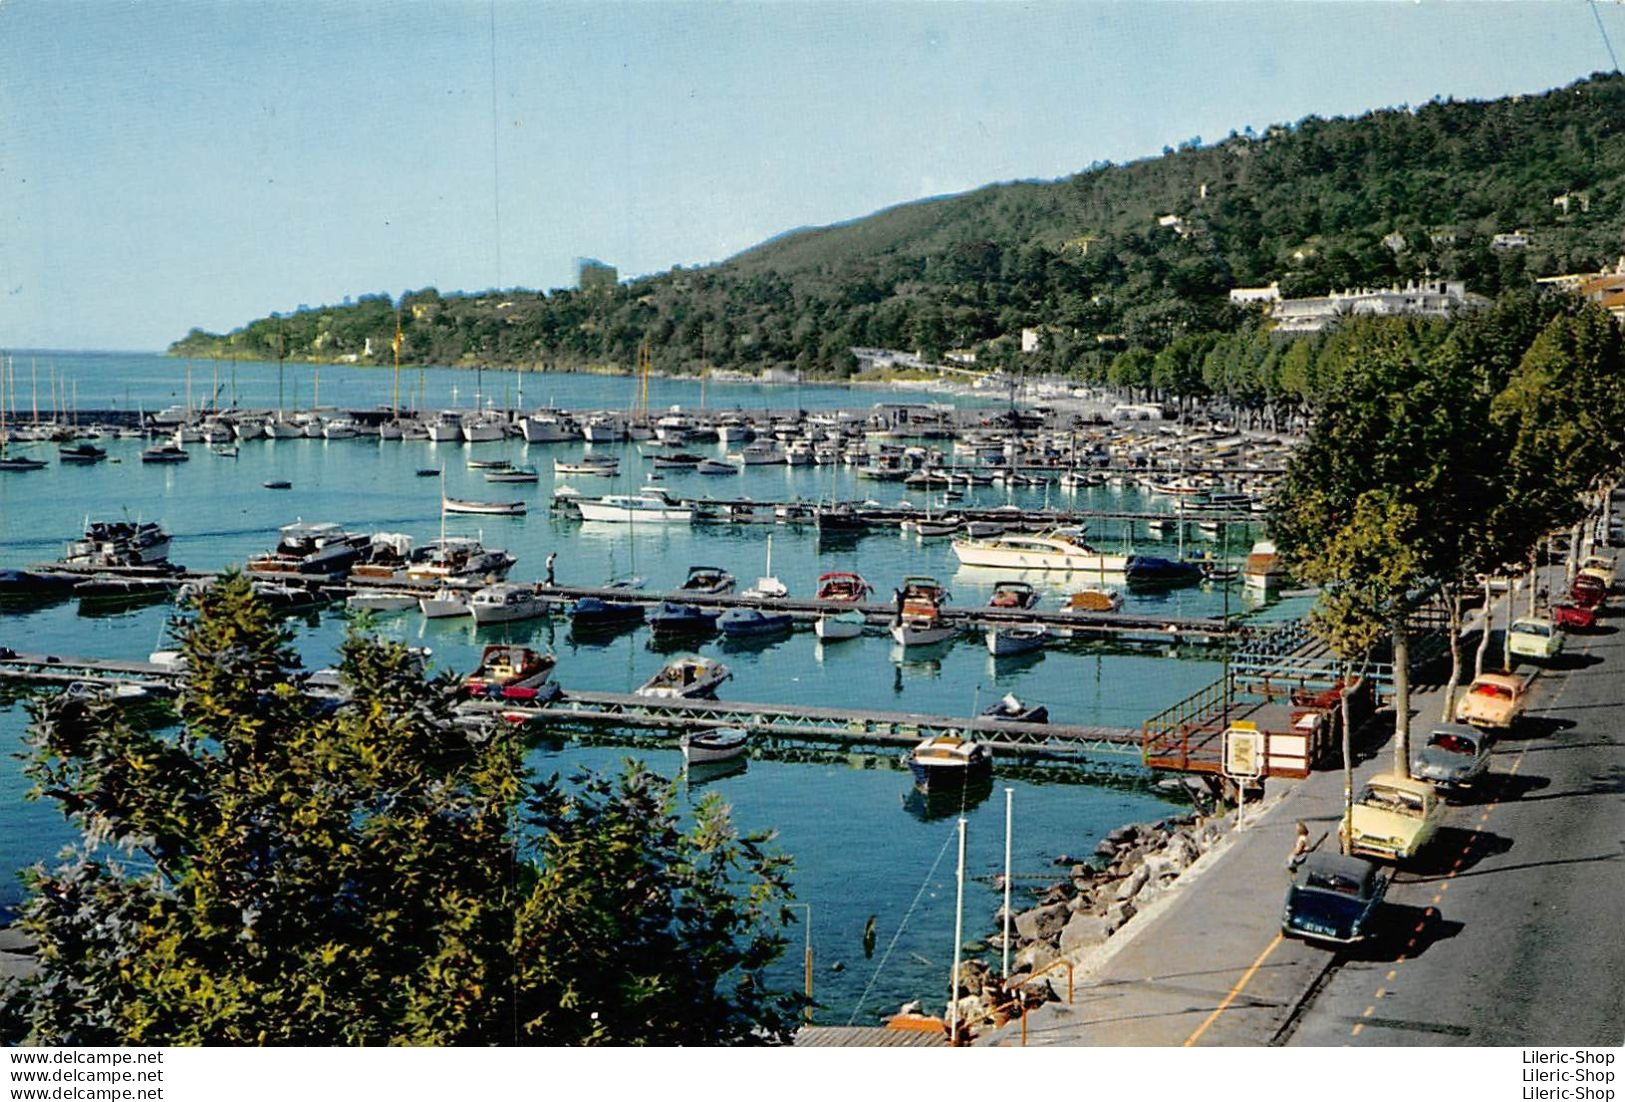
[{"x1": 1, "y1": 575, "x2": 800, "y2": 1046}]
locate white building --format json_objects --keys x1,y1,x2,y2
[
  {"x1": 1228, "y1": 282, "x2": 1282, "y2": 306},
  {"x1": 1268, "y1": 280, "x2": 1487, "y2": 334},
  {"x1": 1020, "y1": 328, "x2": 1042, "y2": 353}
]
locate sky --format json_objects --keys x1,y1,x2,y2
[{"x1": 2, "y1": 0, "x2": 1622, "y2": 351}]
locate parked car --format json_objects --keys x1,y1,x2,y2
[
  {"x1": 1340, "y1": 773, "x2": 1445, "y2": 862},
  {"x1": 1507, "y1": 616, "x2": 1564, "y2": 662},
  {"x1": 1579, "y1": 553, "x2": 1616, "y2": 590},
  {"x1": 1281, "y1": 853, "x2": 1389, "y2": 945},
  {"x1": 1454, "y1": 672, "x2": 1528, "y2": 731},
  {"x1": 1552, "y1": 602, "x2": 1597, "y2": 631},
  {"x1": 1409, "y1": 723, "x2": 1492, "y2": 795},
  {"x1": 1572, "y1": 572, "x2": 1608, "y2": 609}
]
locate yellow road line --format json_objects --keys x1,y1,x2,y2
[{"x1": 1183, "y1": 933, "x2": 1284, "y2": 1047}]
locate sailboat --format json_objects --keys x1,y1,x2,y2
[
  {"x1": 742, "y1": 533, "x2": 789, "y2": 599},
  {"x1": 379, "y1": 312, "x2": 407, "y2": 440},
  {"x1": 0, "y1": 359, "x2": 47, "y2": 470}
]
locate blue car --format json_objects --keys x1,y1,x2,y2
[{"x1": 1281, "y1": 853, "x2": 1388, "y2": 946}]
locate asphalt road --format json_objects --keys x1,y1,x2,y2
[{"x1": 1286, "y1": 606, "x2": 1625, "y2": 1047}]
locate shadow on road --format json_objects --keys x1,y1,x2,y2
[
  {"x1": 1404, "y1": 827, "x2": 1512, "y2": 877},
  {"x1": 1343, "y1": 903, "x2": 1463, "y2": 963},
  {"x1": 1474, "y1": 770, "x2": 1551, "y2": 804},
  {"x1": 1541, "y1": 652, "x2": 1605, "y2": 673},
  {"x1": 1497, "y1": 715, "x2": 1576, "y2": 743}
]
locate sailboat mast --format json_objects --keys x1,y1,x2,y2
[{"x1": 392, "y1": 310, "x2": 402, "y2": 415}]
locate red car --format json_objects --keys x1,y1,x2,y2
[
  {"x1": 1572, "y1": 573, "x2": 1609, "y2": 609},
  {"x1": 1552, "y1": 602, "x2": 1598, "y2": 630}
]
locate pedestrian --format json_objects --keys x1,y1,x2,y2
[
  {"x1": 545, "y1": 551, "x2": 557, "y2": 587},
  {"x1": 1286, "y1": 821, "x2": 1310, "y2": 876}
]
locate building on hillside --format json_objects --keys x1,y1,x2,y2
[
  {"x1": 1021, "y1": 328, "x2": 1042, "y2": 353},
  {"x1": 1228, "y1": 283, "x2": 1281, "y2": 306},
  {"x1": 575, "y1": 257, "x2": 619, "y2": 293},
  {"x1": 1541, "y1": 258, "x2": 1625, "y2": 321},
  {"x1": 1382, "y1": 231, "x2": 1408, "y2": 253},
  {"x1": 1490, "y1": 230, "x2": 1531, "y2": 251},
  {"x1": 1266, "y1": 280, "x2": 1488, "y2": 334}
]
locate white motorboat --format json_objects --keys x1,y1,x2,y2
[
  {"x1": 404, "y1": 536, "x2": 516, "y2": 585},
  {"x1": 814, "y1": 609, "x2": 866, "y2": 641},
  {"x1": 469, "y1": 583, "x2": 551, "y2": 625},
  {"x1": 63, "y1": 521, "x2": 172, "y2": 568},
  {"x1": 419, "y1": 587, "x2": 471, "y2": 618},
  {"x1": 889, "y1": 576, "x2": 956, "y2": 646},
  {"x1": 574, "y1": 494, "x2": 693, "y2": 523},
  {"x1": 520, "y1": 414, "x2": 577, "y2": 443},
  {"x1": 950, "y1": 530, "x2": 1129, "y2": 573},
  {"x1": 486, "y1": 465, "x2": 540, "y2": 483},
  {"x1": 461, "y1": 413, "x2": 507, "y2": 442},
  {"x1": 582, "y1": 414, "x2": 629, "y2": 442},
  {"x1": 442, "y1": 496, "x2": 526, "y2": 516},
  {"x1": 554, "y1": 456, "x2": 620, "y2": 476},
  {"x1": 695, "y1": 458, "x2": 739, "y2": 475},
  {"x1": 636, "y1": 654, "x2": 732, "y2": 699},
  {"x1": 246, "y1": 521, "x2": 369, "y2": 579},
  {"x1": 232, "y1": 418, "x2": 266, "y2": 441},
  {"x1": 728, "y1": 441, "x2": 785, "y2": 465},
  {"x1": 346, "y1": 591, "x2": 421, "y2": 613},
  {"x1": 321, "y1": 418, "x2": 360, "y2": 439},
  {"x1": 986, "y1": 624, "x2": 1047, "y2": 656},
  {"x1": 678, "y1": 565, "x2": 736, "y2": 596},
  {"x1": 425, "y1": 412, "x2": 464, "y2": 441},
  {"x1": 263, "y1": 417, "x2": 304, "y2": 439},
  {"x1": 906, "y1": 734, "x2": 992, "y2": 791},
  {"x1": 681, "y1": 726, "x2": 749, "y2": 764}
]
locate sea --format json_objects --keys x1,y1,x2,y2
[{"x1": 0, "y1": 351, "x2": 1305, "y2": 1025}]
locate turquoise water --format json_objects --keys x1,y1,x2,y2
[{"x1": 0, "y1": 353, "x2": 1294, "y2": 1022}]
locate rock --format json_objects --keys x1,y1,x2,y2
[
  {"x1": 1141, "y1": 854, "x2": 1176, "y2": 882},
  {"x1": 1059, "y1": 912, "x2": 1112, "y2": 952},
  {"x1": 1092, "y1": 838, "x2": 1118, "y2": 859},
  {"x1": 830, "y1": 961, "x2": 845, "y2": 973},
  {"x1": 1105, "y1": 824, "x2": 1139, "y2": 846},
  {"x1": 1038, "y1": 882, "x2": 1071, "y2": 906},
  {"x1": 1105, "y1": 901, "x2": 1136, "y2": 930},
  {"x1": 1014, "y1": 902, "x2": 1069, "y2": 943},
  {"x1": 1052, "y1": 853, "x2": 1078, "y2": 866},
  {"x1": 1115, "y1": 865, "x2": 1150, "y2": 902},
  {"x1": 954, "y1": 958, "x2": 993, "y2": 997},
  {"x1": 1013, "y1": 940, "x2": 1058, "y2": 975},
  {"x1": 1070, "y1": 863, "x2": 1093, "y2": 882}
]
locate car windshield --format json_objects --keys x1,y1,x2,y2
[
  {"x1": 1471, "y1": 682, "x2": 1512, "y2": 699},
  {"x1": 1513, "y1": 621, "x2": 1551, "y2": 637},
  {"x1": 1427, "y1": 732, "x2": 1478, "y2": 756},
  {"x1": 1303, "y1": 869, "x2": 1364, "y2": 896}
]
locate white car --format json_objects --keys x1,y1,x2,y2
[{"x1": 1508, "y1": 616, "x2": 1564, "y2": 661}]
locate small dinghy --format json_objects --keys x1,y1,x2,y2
[
  {"x1": 982, "y1": 692, "x2": 1049, "y2": 724},
  {"x1": 681, "y1": 726, "x2": 749, "y2": 764}
]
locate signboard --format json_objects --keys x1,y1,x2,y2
[{"x1": 1223, "y1": 722, "x2": 1265, "y2": 780}]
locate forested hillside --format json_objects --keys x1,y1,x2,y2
[{"x1": 170, "y1": 72, "x2": 1625, "y2": 384}]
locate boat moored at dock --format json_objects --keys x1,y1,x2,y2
[
  {"x1": 469, "y1": 583, "x2": 550, "y2": 625},
  {"x1": 950, "y1": 530, "x2": 1128, "y2": 574},
  {"x1": 246, "y1": 521, "x2": 370, "y2": 580},
  {"x1": 636, "y1": 654, "x2": 731, "y2": 699},
  {"x1": 906, "y1": 734, "x2": 993, "y2": 792}
]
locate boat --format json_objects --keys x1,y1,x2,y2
[
  {"x1": 905, "y1": 734, "x2": 993, "y2": 792},
  {"x1": 71, "y1": 575, "x2": 178, "y2": 602},
  {"x1": 1125, "y1": 554, "x2": 1203, "y2": 587},
  {"x1": 986, "y1": 624, "x2": 1047, "y2": 656},
  {"x1": 728, "y1": 441, "x2": 785, "y2": 465},
  {"x1": 519, "y1": 413, "x2": 577, "y2": 443},
  {"x1": 246, "y1": 520, "x2": 370, "y2": 579},
  {"x1": 815, "y1": 572, "x2": 873, "y2": 602},
  {"x1": 914, "y1": 516, "x2": 963, "y2": 539},
  {"x1": 249, "y1": 580, "x2": 329, "y2": 615},
  {"x1": 58, "y1": 443, "x2": 107, "y2": 463},
  {"x1": 814, "y1": 608, "x2": 866, "y2": 641},
  {"x1": 0, "y1": 455, "x2": 48, "y2": 472},
  {"x1": 212, "y1": 445, "x2": 239, "y2": 458},
  {"x1": 442, "y1": 496, "x2": 526, "y2": 516},
  {"x1": 263, "y1": 480, "x2": 292, "y2": 490},
  {"x1": 649, "y1": 451, "x2": 704, "y2": 469},
  {"x1": 62, "y1": 521, "x2": 172, "y2": 568},
  {"x1": 741, "y1": 534, "x2": 788, "y2": 599},
  {"x1": 1060, "y1": 585, "x2": 1123, "y2": 613},
  {"x1": 717, "y1": 607, "x2": 794, "y2": 637},
  {"x1": 419, "y1": 586, "x2": 471, "y2": 619},
  {"x1": 554, "y1": 456, "x2": 620, "y2": 476},
  {"x1": 345, "y1": 591, "x2": 421, "y2": 613},
  {"x1": 415, "y1": 468, "x2": 441, "y2": 477},
  {"x1": 982, "y1": 691, "x2": 1049, "y2": 723},
  {"x1": 469, "y1": 583, "x2": 551, "y2": 625},
  {"x1": 467, "y1": 458, "x2": 512, "y2": 470},
  {"x1": 680, "y1": 727, "x2": 749, "y2": 765},
  {"x1": 636, "y1": 654, "x2": 732, "y2": 699},
  {"x1": 889, "y1": 576, "x2": 955, "y2": 647},
  {"x1": 647, "y1": 601, "x2": 721, "y2": 637},
  {"x1": 462, "y1": 644, "x2": 557, "y2": 699},
  {"x1": 677, "y1": 565, "x2": 736, "y2": 596},
  {"x1": 695, "y1": 458, "x2": 739, "y2": 475},
  {"x1": 0, "y1": 569, "x2": 78, "y2": 596},
  {"x1": 986, "y1": 580, "x2": 1039, "y2": 610},
  {"x1": 486, "y1": 465, "x2": 540, "y2": 483},
  {"x1": 581, "y1": 414, "x2": 629, "y2": 443},
  {"x1": 425, "y1": 411, "x2": 464, "y2": 441},
  {"x1": 569, "y1": 596, "x2": 646, "y2": 631},
  {"x1": 403, "y1": 537, "x2": 516, "y2": 585},
  {"x1": 950, "y1": 530, "x2": 1128, "y2": 573},
  {"x1": 139, "y1": 443, "x2": 190, "y2": 464},
  {"x1": 346, "y1": 533, "x2": 416, "y2": 582},
  {"x1": 574, "y1": 494, "x2": 693, "y2": 523},
  {"x1": 814, "y1": 504, "x2": 870, "y2": 532},
  {"x1": 321, "y1": 418, "x2": 360, "y2": 440},
  {"x1": 461, "y1": 413, "x2": 508, "y2": 443}
]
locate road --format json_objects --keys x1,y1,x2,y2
[{"x1": 1286, "y1": 608, "x2": 1625, "y2": 1046}]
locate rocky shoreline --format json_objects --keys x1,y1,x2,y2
[{"x1": 939, "y1": 798, "x2": 1239, "y2": 1033}]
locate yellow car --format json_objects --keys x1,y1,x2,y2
[
  {"x1": 1340, "y1": 774, "x2": 1445, "y2": 862},
  {"x1": 1454, "y1": 671, "x2": 1527, "y2": 730},
  {"x1": 1508, "y1": 617, "x2": 1564, "y2": 662},
  {"x1": 1579, "y1": 554, "x2": 1616, "y2": 591}
]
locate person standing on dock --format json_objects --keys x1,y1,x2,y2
[{"x1": 545, "y1": 551, "x2": 557, "y2": 587}]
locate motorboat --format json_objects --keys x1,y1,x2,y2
[
  {"x1": 345, "y1": 591, "x2": 421, "y2": 613},
  {"x1": 0, "y1": 454, "x2": 48, "y2": 471},
  {"x1": 419, "y1": 586, "x2": 471, "y2": 619},
  {"x1": 890, "y1": 576, "x2": 955, "y2": 647},
  {"x1": 950, "y1": 530, "x2": 1128, "y2": 573},
  {"x1": 813, "y1": 504, "x2": 870, "y2": 533},
  {"x1": 581, "y1": 414, "x2": 629, "y2": 443},
  {"x1": 321, "y1": 418, "x2": 360, "y2": 440},
  {"x1": 519, "y1": 413, "x2": 578, "y2": 443},
  {"x1": 404, "y1": 537, "x2": 516, "y2": 585},
  {"x1": 728, "y1": 441, "x2": 785, "y2": 465},
  {"x1": 249, "y1": 580, "x2": 330, "y2": 615},
  {"x1": 246, "y1": 521, "x2": 370, "y2": 580},
  {"x1": 814, "y1": 609, "x2": 866, "y2": 641},
  {"x1": 647, "y1": 601, "x2": 721, "y2": 637},
  {"x1": 72, "y1": 574, "x2": 178, "y2": 602},
  {"x1": 461, "y1": 413, "x2": 508, "y2": 443},
  {"x1": 636, "y1": 654, "x2": 731, "y2": 699},
  {"x1": 425, "y1": 412, "x2": 465, "y2": 441},
  {"x1": 906, "y1": 734, "x2": 993, "y2": 792},
  {"x1": 677, "y1": 565, "x2": 736, "y2": 596},
  {"x1": 1125, "y1": 555, "x2": 1203, "y2": 587},
  {"x1": 486, "y1": 465, "x2": 540, "y2": 483},
  {"x1": 815, "y1": 572, "x2": 873, "y2": 602},
  {"x1": 212, "y1": 445, "x2": 239, "y2": 458},
  {"x1": 680, "y1": 727, "x2": 749, "y2": 765},
  {"x1": 263, "y1": 480, "x2": 292, "y2": 490},
  {"x1": 717, "y1": 607, "x2": 794, "y2": 637},
  {"x1": 695, "y1": 458, "x2": 739, "y2": 475},
  {"x1": 913, "y1": 516, "x2": 963, "y2": 539},
  {"x1": 469, "y1": 583, "x2": 551, "y2": 625},
  {"x1": 139, "y1": 443, "x2": 190, "y2": 464},
  {"x1": 1060, "y1": 586, "x2": 1123, "y2": 613},
  {"x1": 62, "y1": 521, "x2": 172, "y2": 568},
  {"x1": 462, "y1": 644, "x2": 557, "y2": 699},
  {"x1": 649, "y1": 451, "x2": 704, "y2": 469},
  {"x1": 442, "y1": 496, "x2": 526, "y2": 516},
  {"x1": 263, "y1": 417, "x2": 304, "y2": 439},
  {"x1": 986, "y1": 581, "x2": 1039, "y2": 610},
  {"x1": 58, "y1": 443, "x2": 107, "y2": 463},
  {"x1": 346, "y1": 532, "x2": 417, "y2": 583},
  {"x1": 0, "y1": 568, "x2": 78, "y2": 596},
  {"x1": 1243, "y1": 540, "x2": 1285, "y2": 592},
  {"x1": 467, "y1": 457, "x2": 512, "y2": 470},
  {"x1": 574, "y1": 494, "x2": 693, "y2": 523},
  {"x1": 982, "y1": 691, "x2": 1049, "y2": 723},
  {"x1": 570, "y1": 596, "x2": 646, "y2": 631},
  {"x1": 986, "y1": 624, "x2": 1047, "y2": 656},
  {"x1": 554, "y1": 455, "x2": 620, "y2": 477}
]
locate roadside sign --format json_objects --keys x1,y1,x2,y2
[{"x1": 1223, "y1": 722, "x2": 1265, "y2": 779}]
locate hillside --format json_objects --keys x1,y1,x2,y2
[{"x1": 170, "y1": 72, "x2": 1625, "y2": 381}]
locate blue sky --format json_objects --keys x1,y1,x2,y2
[{"x1": 2, "y1": 0, "x2": 1621, "y2": 351}]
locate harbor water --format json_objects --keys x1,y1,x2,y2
[{"x1": 0, "y1": 352, "x2": 1296, "y2": 1023}]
